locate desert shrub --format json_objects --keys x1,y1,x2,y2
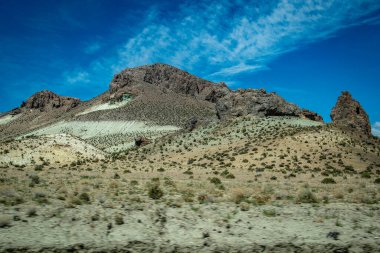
[
  {"x1": 68, "y1": 196, "x2": 83, "y2": 206},
  {"x1": 231, "y1": 189, "x2": 250, "y2": 204},
  {"x1": 0, "y1": 190, "x2": 24, "y2": 206},
  {"x1": 361, "y1": 171, "x2": 371, "y2": 178},
  {"x1": 209, "y1": 177, "x2": 222, "y2": 185},
  {"x1": 182, "y1": 191, "x2": 194, "y2": 202},
  {"x1": 114, "y1": 214, "x2": 124, "y2": 225},
  {"x1": 34, "y1": 192, "x2": 49, "y2": 204},
  {"x1": 26, "y1": 207, "x2": 37, "y2": 217},
  {"x1": 148, "y1": 183, "x2": 164, "y2": 200},
  {"x1": 253, "y1": 195, "x2": 271, "y2": 205},
  {"x1": 34, "y1": 165, "x2": 44, "y2": 171},
  {"x1": 263, "y1": 209, "x2": 276, "y2": 217},
  {"x1": 130, "y1": 180, "x2": 139, "y2": 186},
  {"x1": 296, "y1": 189, "x2": 318, "y2": 203},
  {"x1": 0, "y1": 215, "x2": 11, "y2": 228},
  {"x1": 321, "y1": 178, "x2": 336, "y2": 184},
  {"x1": 183, "y1": 169, "x2": 193, "y2": 175},
  {"x1": 240, "y1": 202, "x2": 250, "y2": 211},
  {"x1": 221, "y1": 170, "x2": 235, "y2": 179},
  {"x1": 374, "y1": 178, "x2": 380, "y2": 184},
  {"x1": 164, "y1": 177, "x2": 175, "y2": 187},
  {"x1": 198, "y1": 193, "x2": 213, "y2": 204},
  {"x1": 78, "y1": 192, "x2": 91, "y2": 204},
  {"x1": 29, "y1": 174, "x2": 40, "y2": 185}
]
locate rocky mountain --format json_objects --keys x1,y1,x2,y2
[
  {"x1": 107, "y1": 63, "x2": 323, "y2": 123},
  {"x1": 21, "y1": 90, "x2": 80, "y2": 111},
  {"x1": 1, "y1": 64, "x2": 379, "y2": 253},
  {"x1": 0, "y1": 63, "x2": 374, "y2": 151},
  {"x1": 331, "y1": 91, "x2": 371, "y2": 136}
]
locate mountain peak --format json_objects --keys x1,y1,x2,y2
[{"x1": 21, "y1": 90, "x2": 80, "y2": 111}]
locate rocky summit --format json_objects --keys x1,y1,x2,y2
[
  {"x1": 108, "y1": 63, "x2": 322, "y2": 122},
  {"x1": 21, "y1": 90, "x2": 80, "y2": 112},
  {"x1": 331, "y1": 91, "x2": 371, "y2": 136}
]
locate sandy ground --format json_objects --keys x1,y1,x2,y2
[
  {"x1": 0, "y1": 202, "x2": 379, "y2": 252},
  {"x1": 0, "y1": 134, "x2": 104, "y2": 166},
  {"x1": 76, "y1": 97, "x2": 133, "y2": 116},
  {"x1": 0, "y1": 114, "x2": 22, "y2": 125},
  {"x1": 25, "y1": 120, "x2": 180, "y2": 139}
]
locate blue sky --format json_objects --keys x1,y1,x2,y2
[{"x1": 0, "y1": 0, "x2": 379, "y2": 135}]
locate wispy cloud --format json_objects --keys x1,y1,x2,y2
[
  {"x1": 208, "y1": 63, "x2": 265, "y2": 77},
  {"x1": 84, "y1": 42, "x2": 102, "y2": 54},
  {"x1": 106, "y1": 0, "x2": 380, "y2": 77},
  {"x1": 64, "y1": 70, "x2": 90, "y2": 84},
  {"x1": 372, "y1": 122, "x2": 380, "y2": 137}
]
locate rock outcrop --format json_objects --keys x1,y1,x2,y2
[
  {"x1": 330, "y1": 91, "x2": 371, "y2": 135},
  {"x1": 109, "y1": 63, "x2": 229, "y2": 101},
  {"x1": 301, "y1": 109, "x2": 324, "y2": 122},
  {"x1": 109, "y1": 63, "x2": 322, "y2": 122},
  {"x1": 215, "y1": 88, "x2": 302, "y2": 119},
  {"x1": 22, "y1": 90, "x2": 80, "y2": 111}
]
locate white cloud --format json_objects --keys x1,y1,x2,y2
[
  {"x1": 65, "y1": 70, "x2": 90, "y2": 84},
  {"x1": 84, "y1": 42, "x2": 101, "y2": 54},
  {"x1": 208, "y1": 63, "x2": 264, "y2": 77},
  {"x1": 108, "y1": 0, "x2": 380, "y2": 77},
  {"x1": 372, "y1": 122, "x2": 380, "y2": 137}
]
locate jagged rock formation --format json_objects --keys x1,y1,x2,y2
[
  {"x1": 109, "y1": 63, "x2": 322, "y2": 122},
  {"x1": 109, "y1": 63, "x2": 229, "y2": 101},
  {"x1": 215, "y1": 88, "x2": 302, "y2": 119},
  {"x1": 301, "y1": 109, "x2": 324, "y2": 122},
  {"x1": 21, "y1": 90, "x2": 80, "y2": 111},
  {"x1": 331, "y1": 91, "x2": 371, "y2": 135}
]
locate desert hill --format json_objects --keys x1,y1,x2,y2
[{"x1": 0, "y1": 63, "x2": 379, "y2": 252}]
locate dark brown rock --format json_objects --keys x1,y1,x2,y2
[
  {"x1": 109, "y1": 63, "x2": 230, "y2": 102},
  {"x1": 23, "y1": 90, "x2": 80, "y2": 111},
  {"x1": 135, "y1": 136, "x2": 150, "y2": 147},
  {"x1": 330, "y1": 91, "x2": 371, "y2": 135},
  {"x1": 215, "y1": 89, "x2": 302, "y2": 119},
  {"x1": 301, "y1": 109, "x2": 324, "y2": 122}
]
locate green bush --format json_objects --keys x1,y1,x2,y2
[
  {"x1": 321, "y1": 177, "x2": 336, "y2": 184},
  {"x1": 78, "y1": 192, "x2": 91, "y2": 203},
  {"x1": 148, "y1": 184, "x2": 164, "y2": 200},
  {"x1": 209, "y1": 177, "x2": 222, "y2": 185},
  {"x1": 297, "y1": 189, "x2": 318, "y2": 203}
]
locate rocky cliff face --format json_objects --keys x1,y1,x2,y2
[
  {"x1": 22, "y1": 90, "x2": 80, "y2": 111},
  {"x1": 215, "y1": 88, "x2": 302, "y2": 119},
  {"x1": 109, "y1": 63, "x2": 323, "y2": 122},
  {"x1": 331, "y1": 91, "x2": 371, "y2": 135}
]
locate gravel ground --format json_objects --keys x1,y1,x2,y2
[{"x1": 1, "y1": 202, "x2": 379, "y2": 252}]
